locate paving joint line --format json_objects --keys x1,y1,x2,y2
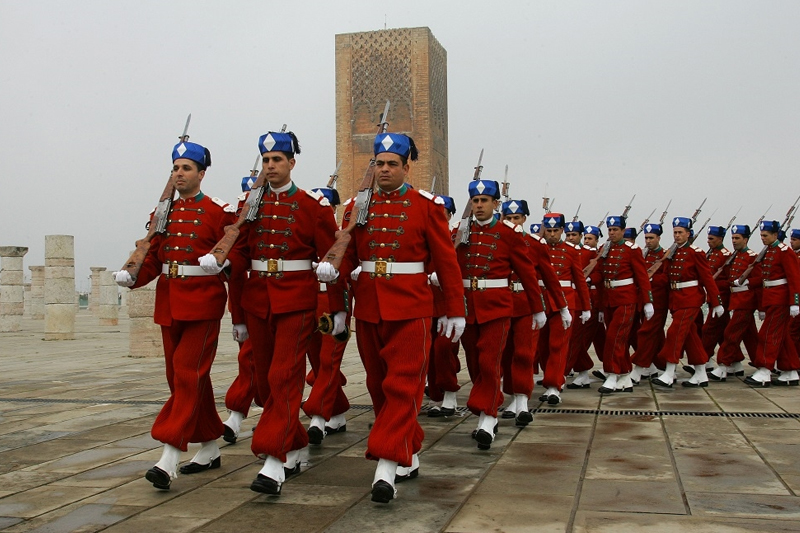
[
  {"x1": 650, "y1": 380, "x2": 692, "y2": 515},
  {"x1": 566, "y1": 394, "x2": 602, "y2": 533}
]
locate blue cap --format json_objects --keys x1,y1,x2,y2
[
  {"x1": 542, "y1": 213, "x2": 566, "y2": 229},
  {"x1": 643, "y1": 223, "x2": 663, "y2": 236},
  {"x1": 584, "y1": 225, "x2": 603, "y2": 238},
  {"x1": 501, "y1": 199, "x2": 530, "y2": 216},
  {"x1": 469, "y1": 180, "x2": 501, "y2": 199},
  {"x1": 760, "y1": 220, "x2": 780, "y2": 233},
  {"x1": 565, "y1": 220, "x2": 584, "y2": 233},
  {"x1": 172, "y1": 141, "x2": 210, "y2": 168},
  {"x1": 672, "y1": 216, "x2": 693, "y2": 229},
  {"x1": 606, "y1": 215, "x2": 626, "y2": 229},
  {"x1": 778, "y1": 230, "x2": 787, "y2": 241},
  {"x1": 439, "y1": 195, "x2": 456, "y2": 215},
  {"x1": 731, "y1": 224, "x2": 751, "y2": 237},
  {"x1": 374, "y1": 133, "x2": 412, "y2": 159},
  {"x1": 259, "y1": 132, "x2": 297, "y2": 154},
  {"x1": 311, "y1": 187, "x2": 340, "y2": 207},
  {"x1": 707, "y1": 225, "x2": 726, "y2": 237},
  {"x1": 530, "y1": 223, "x2": 542, "y2": 233},
  {"x1": 791, "y1": 229, "x2": 800, "y2": 239},
  {"x1": 624, "y1": 227, "x2": 637, "y2": 239},
  {"x1": 241, "y1": 175, "x2": 256, "y2": 192}
]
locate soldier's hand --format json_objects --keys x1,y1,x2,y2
[
  {"x1": 758, "y1": 311, "x2": 766, "y2": 321},
  {"x1": 429, "y1": 272, "x2": 440, "y2": 287},
  {"x1": 232, "y1": 323, "x2": 248, "y2": 342},
  {"x1": 114, "y1": 270, "x2": 134, "y2": 287},
  {"x1": 580, "y1": 310, "x2": 591, "y2": 324},
  {"x1": 444, "y1": 316, "x2": 466, "y2": 343},
  {"x1": 436, "y1": 316, "x2": 448, "y2": 335},
  {"x1": 316, "y1": 262, "x2": 340, "y2": 282},
  {"x1": 199, "y1": 254, "x2": 228, "y2": 274},
  {"x1": 598, "y1": 311, "x2": 605, "y2": 324},
  {"x1": 350, "y1": 265, "x2": 362, "y2": 281},
  {"x1": 331, "y1": 312, "x2": 347, "y2": 336},
  {"x1": 711, "y1": 305, "x2": 725, "y2": 318},
  {"x1": 791, "y1": 305, "x2": 800, "y2": 318},
  {"x1": 732, "y1": 278, "x2": 748, "y2": 288},
  {"x1": 532, "y1": 312, "x2": 547, "y2": 330},
  {"x1": 560, "y1": 307, "x2": 572, "y2": 329},
  {"x1": 643, "y1": 303, "x2": 654, "y2": 321}
]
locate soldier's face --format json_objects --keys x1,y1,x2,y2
[
  {"x1": 761, "y1": 230, "x2": 778, "y2": 246},
  {"x1": 792, "y1": 237, "x2": 800, "y2": 251},
  {"x1": 731, "y1": 233, "x2": 747, "y2": 251},
  {"x1": 565, "y1": 231, "x2": 581, "y2": 245},
  {"x1": 504, "y1": 213, "x2": 526, "y2": 226},
  {"x1": 262, "y1": 152, "x2": 295, "y2": 189},
  {"x1": 707, "y1": 234, "x2": 723, "y2": 248},
  {"x1": 584, "y1": 234, "x2": 598, "y2": 248},
  {"x1": 608, "y1": 226, "x2": 623, "y2": 242},
  {"x1": 644, "y1": 233, "x2": 660, "y2": 250},
  {"x1": 471, "y1": 195, "x2": 498, "y2": 221},
  {"x1": 172, "y1": 159, "x2": 205, "y2": 198},
  {"x1": 674, "y1": 227, "x2": 690, "y2": 245},
  {"x1": 544, "y1": 227, "x2": 563, "y2": 245},
  {"x1": 374, "y1": 153, "x2": 408, "y2": 192}
]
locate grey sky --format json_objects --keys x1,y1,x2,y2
[{"x1": 2, "y1": 1, "x2": 799, "y2": 290}]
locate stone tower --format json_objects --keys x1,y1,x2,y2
[{"x1": 334, "y1": 27, "x2": 448, "y2": 203}]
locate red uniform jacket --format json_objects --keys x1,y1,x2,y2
[
  {"x1": 509, "y1": 234, "x2": 567, "y2": 317},
  {"x1": 706, "y1": 246, "x2": 731, "y2": 307},
  {"x1": 544, "y1": 241, "x2": 591, "y2": 312},
  {"x1": 228, "y1": 183, "x2": 345, "y2": 319},
  {"x1": 664, "y1": 244, "x2": 722, "y2": 311},
  {"x1": 133, "y1": 192, "x2": 238, "y2": 326},
  {"x1": 758, "y1": 241, "x2": 800, "y2": 308},
  {"x1": 341, "y1": 185, "x2": 465, "y2": 323},
  {"x1": 597, "y1": 240, "x2": 653, "y2": 308},
  {"x1": 644, "y1": 247, "x2": 669, "y2": 309},
  {"x1": 580, "y1": 246, "x2": 603, "y2": 311},
  {"x1": 727, "y1": 248, "x2": 761, "y2": 311},
  {"x1": 458, "y1": 218, "x2": 544, "y2": 324}
]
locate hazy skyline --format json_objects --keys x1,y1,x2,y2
[{"x1": 2, "y1": 1, "x2": 799, "y2": 289}]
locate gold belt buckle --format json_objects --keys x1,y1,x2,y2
[
  {"x1": 604, "y1": 280, "x2": 612, "y2": 289},
  {"x1": 471, "y1": 277, "x2": 479, "y2": 291},
  {"x1": 670, "y1": 281, "x2": 677, "y2": 290},
  {"x1": 168, "y1": 262, "x2": 179, "y2": 278},
  {"x1": 267, "y1": 259, "x2": 279, "y2": 273},
  {"x1": 375, "y1": 260, "x2": 388, "y2": 275}
]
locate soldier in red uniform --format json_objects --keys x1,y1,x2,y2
[
  {"x1": 652, "y1": 217, "x2": 724, "y2": 388},
  {"x1": 701, "y1": 225, "x2": 732, "y2": 364},
  {"x1": 457, "y1": 180, "x2": 545, "y2": 450},
  {"x1": 629, "y1": 223, "x2": 669, "y2": 382},
  {"x1": 743, "y1": 220, "x2": 800, "y2": 386},
  {"x1": 227, "y1": 131, "x2": 347, "y2": 496},
  {"x1": 594, "y1": 216, "x2": 654, "y2": 393},
  {"x1": 536, "y1": 214, "x2": 590, "y2": 404},
  {"x1": 789, "y1": 228, "x2": 800, "y2": 365},
  {"x1": 317, "y1": 133, "x2": 465, "y2": 503},
  {"x1": 712, "y1": 224, "x2": 760, "y2": 380},
  {"x1": 115, "y1": 140, "x2": 241, "y2": 490}
]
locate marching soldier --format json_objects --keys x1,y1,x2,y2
[
  {"x1": 701, "y1": 225, "x2": 732, "y2": 362},
  {"x1": 789, "y1": 229, "x2": 800, "y2": 363}
]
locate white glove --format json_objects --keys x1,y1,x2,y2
[
  {"x1": 429, "y1": 272, "x2": 440, "y2": 287},
  {"x1": 580, "y1": 310, "x2": 591, "y2": 324},
  {"x1": 114, "y1": 270, "x2": 134, "y2": 287},
  {"x1": 711, "y1": 305, "x2": 724, "y2": 318},
  {"x1": 758, "y1": 311, "x2": 766, "y2": 321},
  {"x1": 331, "y1": 311, "x2": 347, "y2": 336},
  {"x1": 732, "y1": 278, "x2": 748, "y2": 288},
  {"x1": 598, "y1": 311, "x2": 605, "y2": 324},
  {"x1": 350, "y1": 265, "x2": 362, "y2": 281},
  {"x1": 533, "y1": 312, "x2": 547, "y2": 330},
  {"x1": 232, "y1": 323, "x2": 249, "y2": 342},
  {"x1": 560, "y1": 307, "x2": 572, "y2": 329},
  {"x1": 791, "y1": 305, "x2": 800, "y2": 318},
  {"x1": 643, "y1": 302, "x2": 654, "y2": 321},
  {"x1": 436, "y1": 316, "x2": 447, "y2": 335},
  {"x1": 442, "y1": 316, "x2": 466, "y2": 343},
  {"x1": 199, "y1": 254, "x2": 229, "y2": 274},
  {"x1": 316, "y1": 262, "x2": 339, "y2": 282}
]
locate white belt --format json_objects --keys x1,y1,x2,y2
[
  {"x1": 604, "y1": 278, "x2": 634, "y2": 288},
  {"x1": 251, "y1": 259, "x2": 312, "y2": 273},
  {"x1": 161, "y1": 263, "x2": 215, "y2": 278},
  {"x1": 764, "y1": 278, "x2": 788, "y2": 288},
  {"x1": 731, "y1": 285, "x2": 749, "y2": 293},
  {"x1": 512, "y1": 281, "x2": 524, "y2": 292},
  {"x1": 590, "y1": 285, "x2": 597, "y2": 290},
  {"x1": 538, "y1": 280, "x2": 572, "y2": 288},
  {"x1": 361, "y1": 260, "x2": 425, "y2": 275},
  {"x1": 463, "y1": 278, "x2": 509, "y2": 290},
  {"x1": 671, "y1": 280, "x2": 699, "y2": 290},
  {"x1": 319, "y1": 283, "x2": 327, "y2": 292}
]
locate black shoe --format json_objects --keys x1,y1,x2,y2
[
  {"x1": 772, "y1": 379, "x2": 800, "y2": 387},
  {"x1": 681, "y1": 380, "x2": 708, "y2": 388},
  {"x1": 307, "y1": 426, "x2": 324, "y2": 445},
  {"x1": 427, "y1": 406, "x2": 444, "y2": 417},
  {"x1": 592, "y1": 370, "x2": 606, "y2": 381},
  {"x1": 145, "y1": 466, "x2": 171, "y2": 490},
  {"x1": 616, "y1": 387, "x2": 633, "y2": 393},
  {"x1": 284, "y1": 462, "x2": 301, "y2": 478},
  {"x1": 708, "y1": 373, "x2": 726, "y2": 382},
  {"x1": 501, "y1": 409, "x2": 516, "y2": 419},
  {"x1": 651, "y1": 378, "x2": 673, "y2": 388},
  {"x1": 440, "y1": 406, "x2": 455, "y2": 416},
  {"x1": 179, "y1": 455, "x2": 221, "y2": 474},
  {"x1": 371, "y1": 480, "x2": 395, "y2": 503},
  {"x1": 424, "y1": 385, "x2": 429, "y2": 398},
  {"x1": 566, "y1": 383, "x2": 590, "y2": 389},
  {"x1": 597, "y1": 386, "x2": 614, "y2": 394},
  {"x1": 547, "y1": 395, "x2": 561, "y2": 405},
  {"x1": 475, "y1": 429, "x2": 493, "y2": 450},
  {"x1": 515, "y1": 411, "x2": 533, "y2": 427},
  {"x1": 324, "y1": 424, "x2": 347, "y2": 434},
  {"x1": 471, "y1": 424, "x2": 499, "y2": 439},
  {"x1": 222, "y1": 425, "x2": 237, "y2": 444},
  {"x1": 250, "y1": 474, "x2": 281, "y2": 495},
  {"x1": 683, "y1": 365, "x2": 695, "y2": 375},
  {"x1": 395, "y1": 467, "x2": 419, "y2": 483},
  {"x1": 744, "y1": 377, "x2": 770, "y2": 388},
  {"x1": 538, "y1": 394, "x2": 549, "y2": 402}
]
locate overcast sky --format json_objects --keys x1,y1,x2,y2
[{"x1": 2, "y1": 1, "x2": 799, "y2": 290}]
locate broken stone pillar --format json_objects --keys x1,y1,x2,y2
[
  {"x1": 128, "y1": 278, "x2": 162, "y2": 357},
  {"x1": 98, "y1": 271, "x2": 119, "y2": 326},
  {"x1": 0, "y1": 246, "x2": 28, "y2": 332},
  {"x1": 89, "y1": 266, "x2": 106, "y2": 314},
  {"x1": 28, "y1": 266, "x2": 45, "y2": 319},
  {"x1": 44, "y1": 235, "x2": 76, "y2": 340},
  {"x1": 119, "y1": 287, "x2": 129, "y2": 317},
  {"x1": 24, "y1": 282, "x2": 31, "y2": 317}
]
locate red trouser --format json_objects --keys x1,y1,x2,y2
[
  {"x1": 657, "y1": 308, "x2": 708, "y2": 365},
  {"x1": 501, "y1": 314, "x2": 536, "y2": 397},
  {"x1": 536, "y1": 312, "x2": 571, "y2": 390},
  {"x1": 716, "y1": 310, "x2": 758, "y2": 366},
  {"x1": 462, "y1": 318, "x2": 510, "y2": 417},
  {"x1": 356, "y1": 318, "x2": 430, "y2": 467},
  {"x1": 247, "y1": 310, "x2": 314, "y2": 462},
  {"x1": 225, "y1": 339, "x2": 263, "y2": 416},
  {"x1": 427, "y1": 322, "x2": 462, "y2": 402},
  {"x1": 567, "y1": 313, "x2": 603, "y2": 372},
  {"x1": 153, "y1": 320, "x2": 224, "y2": 451},
  {"x1": 790, "y1": 316, "x2": 800, "y2": 364},
  {"x1": 755, "y1": 306, "x2": 800, "y2": 371},
  {"x1": 303, "y1": 325, "x2": 350, "y2": 421},
  {"x1": 631, "y1": 309, "x2": 668, "y2": 369},
  {"x1": 601, "y1": 304, "x2": 636, "y2": 374},
  {"x1": 627, "y1": 311, "x2": 640, "y2": 353},
  {"x1": 702, "y1": 310, "x2": 730, "y2": 358}
]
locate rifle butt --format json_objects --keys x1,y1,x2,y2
[
  {"x1": 211, "y1": 225, "x2": 241, "y2": 265},
  {"x1": 122, "y1": 239, "x2": 152, "y2": 280},
  {"x1": 322, "y1": 231, "x2": 352, "y2": 271}
]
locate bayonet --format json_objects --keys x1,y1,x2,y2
[
  {"x1": 327, "y1": 160, "x2": 343, "y2": 188},
  {"x1": 658, "y1": 199, "x2": 672, "y2": 224},
  {"x1": 598, "y1": 211, "x2": 609, "y2": 228},
  {"x1": 455, "y1": 149, "x2": 487, "y2": 246},
  {"x1": 572, "y1": 204, "x2": 581, "y2": 222},
  {"x1": 691, "y1": 197, "x2": 707, "y2": 225},
  {"x1": 621, "y1": 194, "x2": 636, "y2": 219},
  {"x1": 430, "y1": 175, "x2": 437, "y2": 194},
  {"x1": 723, "y1": 206, "x2": 742, "y2": 231},
  {"x1": 501, "y1": 165, "x2": 510, "y2": 202},
  {"x1": 638, "y1": 208, "x2": 657, "y2": 234},
  {"x1": 250, "y1": 154, "x2": 260, "y2": 177},
  {"x1": 179, "y1": 113, "x2": 191, "y2": 142}
]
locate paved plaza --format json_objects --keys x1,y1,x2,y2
[{"x1": 1, "y1": 312, "x2": 800, "y2": 532}]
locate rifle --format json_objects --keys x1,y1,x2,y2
[
  {"x1": 738, "y1": 196, "x2": 800, "y2": 283},
  {"x1": 501, "y1": 165, "x2": 510, "y2": 203},
  {"x1": 646, "y1": 197, "x2": 707, "y2": 277},
  {"x1": 121, "y1": 114, "x2": 191, "y2": 279},
  {"x1": 621, "y1": 194, "x2": 636, "y2": 220},
  {"x1": 582, "y1": 199, "x2": 635, "y2": 278},
  {"x1": 208, "y1": 124, "x2": 288, "y2": 265},
  {"x1": 638, "y1": 208, "x2": 656, "y2": 235},
  {"x1": 572, "y1": 203, "x2": 581, "y2": 223},
  {"x1": 658, "y1": 200, "x2": 672, "y2": 225},
  {"x1": 320, "y1": 101, "x2": 391, "y2": 269},
  {"x1": 709, "y1": 206, "x2": 742, "y2": 278},
  {"x1": 454, "y1": 149, "x2": 485, "y2": 247},
  {"x1": 327, "y1": 160, "x2": 343, "y2": 188},
  {"x1": 597, "y1": 212, "x2": 609, "y2": 228},
  {"x1": 689, "y1": 207, "x2": 717, "y2": 246},
  {"x1": 429, "y1": 175, "x2": 437, "y2": 195}
]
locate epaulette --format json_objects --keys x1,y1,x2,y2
[
  {"x1": 720, "y1": 249, "x2": 731, "y2": 256},
  {"x1": 342, "y1": 197, "x2": 354, "y2": 207},
  {"x1": 503, "y1": 219, "x2": 523, "y2": 233},
  {"x1": 564, "y1": 241, "x2": 577, "y2": 248},
  {"x1": 624, "y1": 241, "x2": 640, "y2": 250},
  {"x1": 418, "y1": 190, "x2": 445, "y2": 205},
  {"x1": 212, "y1": 197, "x2": 236, "y2": 213},
  {"x1": 691, "y1": 245, "x2": 702, "y2": 252},
  {"x1": 529, "y1": 233, "x2": 545, "y2": 243},
  {"x1": 746, "y1": 249, "x2": 757, "y2": 257},
  {"x1": 237, "y1": 192, "x2": 248, "y2": 202},
  {"x1": 779, "y1": 243, "x2": 789, "y2": 251},
  {"x1": 583, "y1": 245, "x2": 593, "y2": 251}
]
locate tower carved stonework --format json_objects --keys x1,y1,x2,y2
[{"x1": 335, "y1": 27, "x2": 448, "y2": 205}]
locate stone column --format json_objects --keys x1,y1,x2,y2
[
  {"x1": 24, "y1": 282, "x2": 31, "y2": 317},
  {"x1": 119, "y1": 287, "x2": 130, "y2": 317},
  {"x1": 0, "y1": 246, "x2": 28, "y2": 332},
  {"x1": 89, "y1": 266, "x2": 106, "y2": 314},
  {"x1": 44, "y1": 235, "x2": 76, "y2": 340},
  {"x1": 128, "y1": 278, "x2": 162, "y2": 357},
  {"x1": 29, "y1": 266, "x2": 45, "y2": 319},
  {"x1": 97, "y1": 271, "x2": 119, "y2": 326}
]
